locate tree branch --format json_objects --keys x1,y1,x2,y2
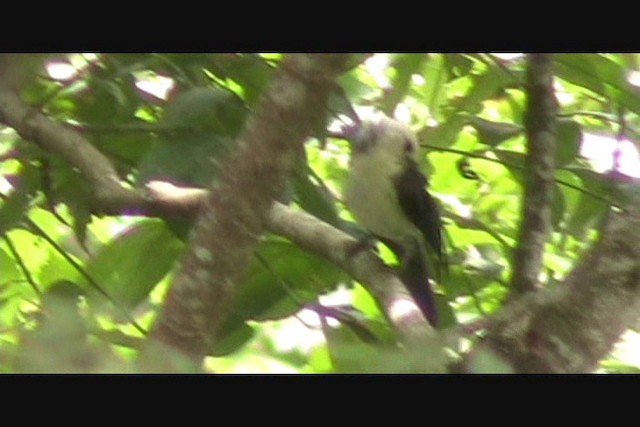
[
  {"x1": 0, "y1": 90, "x2": 142, "y2": 214},
  {"x1": 0, "y1": 60, "x2": 432, "y2": 347},
  {"x1": 510, "y1": 54, "x2": 558, "y2": 295},
  {"x1": 466, "y1": 204, "x2": 640, "y2": 372},
  {"x1": 141, "y1": 54, "x2": 354, "y2": 366}
]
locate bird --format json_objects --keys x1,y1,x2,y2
[{"x1": 343, "y1": 115, "x2": 445, "y2": 327}]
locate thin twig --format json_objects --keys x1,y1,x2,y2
[
  {"x1": 23, "y1": 216, "x2": 147, "y2": 336},
  {"x1": 2, "y1": 233, "x2": 42, "y2": 296},
  {"x1": 423, "y1": 144, "x2": 614, "y2": 207}
]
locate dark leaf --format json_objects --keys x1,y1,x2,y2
[
  {"x1": 0, "y1": 165, "x2": 39, "y2": 234},
  {"x1": 556, "y1": 119, "x2": 583, "y2": 168},
  {"x1": 468, "y1": 116, "x2": 522, "y2": 147},
  {"x1": 208, "y1": 323, "x2": 256, "y2": 357}
]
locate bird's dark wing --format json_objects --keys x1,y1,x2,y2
[
  {"x1": 377, "y1": 236, "x2": 438, "y2": 327},
  {"x1": 393, "y1": 159, "x2": 445, "y2": 270}
]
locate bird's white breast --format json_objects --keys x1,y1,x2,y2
[{"x1": 345, "y1": 151, "x2": 419, "y2": 245}]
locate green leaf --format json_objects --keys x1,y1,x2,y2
[
  {"x1": 49, "y1": 159, "x2": 92, "y2": 248},
  {"x1": 435, "y1": 292, "x2": 457, "y2": 328},
  {"x1": 208, "y1": 54, "x2": 275, "y2": 106},
  {"x1": 443, "y1": 54, "x2": 475, "y2": 79},
  {"x1": 555, "y1": 54, "x2": 640, "y2": 116},
  {"x1": 81, "y1": 219, "x2": 183, "y2": 310},
  {"x1": 555, "y1": 54, "x2": 609, "y2": 99},
  {"x1": 232, "y1": 239, "x2": 348, "y2": 322},
  {"x1": 137, "y1": 134, "x2": 235, "y2": 187},
  {"x1": 380, "y1": 54, "x2": 426, "y2": 115},
  {"x1": 291, "y1": 168, "x2": 340, "y2": 227},
  {"x1": 211, "y1": 239, "x2": 348, "y2": 358},
  {"x1": 73, "y1": 73, "x2": 140, "y2": 125},
  {"x1": 556, "y1": 119, "x2": 582, "y2": 168},
  {"x1": 421, "y1": 64, "x2": 518, "y2": 148},
  {"x1": 468, "y1": 116, "x2": 522, "y2": 147},
  {"x1": 208, "y1": 323, "x2": 256, "y2": 357},
  {"x1": 161, "y1": 86, "x2": 247, "y2": 137},
  {"x1": 563, "y1": 168, "x2": 610, "y2": 239},
  {"x1": 337, "y1": 72, "x2": 376, "y2": 103},
  {"x1": 444, "y1": 265, "x2": 501, "y2": 299},
  {"x1": 0, "y1": 165, "x2": 39, "y2": 234},
  {"x1": 137, "y1": 86, "x2": 248, "y2": 187},
  {"x1": 421, "y1": 54, "x2": 448, "y2": 120},
  {"x1": 323, "y1": 322, "x2": 446, "y2": 373},
  {"x1": 0, "y1": 248, "x2": 21, "y2": 285},
  {"x1": 493, "y1": 149, "x2": 526, "y2": 184},
  {"x1": 455, "y1": 64, "x2": 521, "y2": 114}
]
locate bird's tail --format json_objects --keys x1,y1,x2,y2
[{"x1": 399, "y1": 242, "x2": 438, "y2": 327}]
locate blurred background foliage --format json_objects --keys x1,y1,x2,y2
[{"x1": 1, "y1": 53, "x2": 640, "y2": 372}]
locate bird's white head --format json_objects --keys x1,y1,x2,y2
[{"x1": 350, "y1": 116, "x2": 419, "y2": 164}]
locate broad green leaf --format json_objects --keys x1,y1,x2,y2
[
  {"x1": 380, "y1": 53, "x2": 426, "y2": 115},
  {"x1": 208, "y1": 54, "x2": 275, "y2": 105},
  {"x1": 555, "y1": 54, "x2": 640, "y2": 116},
  {"x1": 555, "y1": 54, "x2": 609, "y2": 99},
  {"x1": 0, "y1": 165, "x2": 39, "y2": 234},
  {"x1": 563, "y1": 168, "x2": 610, "y2": 239},
  {"x1": 421, "y1": 64, "x2": 518, "y2": 148},
  {"x1": 49, "y1": 158, "x2": 92, "y2": 249},
  {"x1": 212, "y1": 239, "x2": 348, "y2": 357},
  {"x1": 308, "y1": 344, "x2": 333, "y2": 373},
  {"x1": 81, "y1": 219, "x2": 183, "y2": 310},
  {"x1": 556, "y1": 119, "x2": 582, "y2": 168},
  {"x1": 322, "y1": 323, "x2": 380, "y2": 372},
  {"x1": 137, "y1": 86, "x2": 247, "y2": 187},
  {"x1": 493, "y1": 149, "x2": 526, "y2": 184},
  {"x1": 137, "y1": 134, "x2": 235, "y2": 187},
  {"x1": 324, "y1": 322, "x2": 446, "y2": 373},
  {"x1": 420, "y1": 113, "x2": 468, "y2": 149},
  {"x1": 435, "y1": 292, "x2": 457, "y2": 329},
  {"x1": 208, "y1": 323, "x2": 256, "y2": 357},
  {"x1": 291, "y1": 168, "x2": 340, "y2": 227},
  {"x1": 73, "y1": 73, "x2": 140, "y2": 125},
  {"x1": 443, "y1": 54, "x2": 475, "y2": 79},
  {"x1": 93, "y1": 132, "x2": 158, "y2": 166},
  {"x1": 422, "y1": 53, "x2": 448, "y2": 120},
  {"x1": 232, "y1": 239, "x2": 348, "y2": 322},
  {"x1": 161, "y1": 86, "x2": 247, "y2": 137},
  {"x1": 443, "y1": 265, "x2": 501, "y2": 299},
  {"x1": 337, "y1": 71, "x2": 376, "y2": 103},
  {"x1": 0, "y1": 248, "x2": 21, "y2": 285},
  {"x1": 468, "y1": 116, "x2": 522, "y2": 147},
  {"x1": 454, "y1": 64, "x2": 521, "y2": 114}
]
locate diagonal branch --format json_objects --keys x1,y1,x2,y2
[
  {"x1": 142, "y1": 54, "x2": 355, "y2": 366},
  {"x1": 466, "y1": 203, "x2": 640, "y2": 373},
  {"x1": 0, "y1": 60, "x2": 431, "y2": 348},
  {"x1": 0, "y1": 90, "x2": 142, "y2": 213},
  {"x1": 510, "y1": 54, "x2": 558, "y2": 295}
]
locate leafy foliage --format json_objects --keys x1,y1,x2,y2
[{"x1": 0, "y1": 53, "x2": 639, "y2": 373}]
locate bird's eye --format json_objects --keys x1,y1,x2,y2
[{"x1": 404, "y1": 138, "x2": 414, "y2": 153}]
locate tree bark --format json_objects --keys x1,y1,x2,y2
[
  {"x1": 510, "y1": 54, "x2": 558, "y2": 295},
  {"x1": 142, "y1": 55, "x2": 353, "y2": 367},
  {"x1": 469, "y1": 203, "x2": 640, "y2": 372}
]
